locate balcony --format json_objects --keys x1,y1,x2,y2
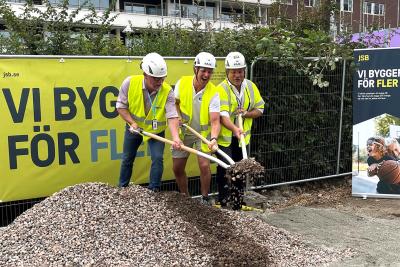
[
  {"x1": 6, "y1": 1, "x2": 265, "y2": 32},
  {"x1": 114, "y1": 12, "x2": 242, "y2": 31}
]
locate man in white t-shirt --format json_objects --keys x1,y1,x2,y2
[{"x1": 172, "y1": 52, "x2": 221, "y2": 204}]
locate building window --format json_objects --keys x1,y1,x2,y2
[
  {"x1": 281, "y1": 0, "x2": 292, "y2": 4},
  {"x1": 305, "y1": 0, "x2": 319, "y2": 7},
  {"x1": 220, "y1": 12, "x2": 244, "y2": 22},
  {"x1": 341, "y1": 0, "x2": 353, "y2": 12},
  {"x1": 123, "y1": 3, "x2": 161, "y2": 15},
  {"x1": 49, "y1": 0, "x2": 109, "y2": 10},
  {"x1": 174, "y1": 3, "x2": 214, "y2": 20},
  {"x1": 365, "y1": 2, "x2": 372, "y2": 14},
  {"x1": 377, "y1": 4, "x2": 384, "y2": 15},
  {"x1": 363, "y1": 2, "x2": 384, "y2": 15}
]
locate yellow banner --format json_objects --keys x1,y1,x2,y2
[{"x1": 0, "y1": 57, "x2": 225, "y2": 202}]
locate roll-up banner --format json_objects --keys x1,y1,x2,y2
[
  {"x1": 0, "y1": 56, "x2": 226, "y2": 202},
  {"x1": 353, "y1": 48, "x2": 400, "y2": 198}
]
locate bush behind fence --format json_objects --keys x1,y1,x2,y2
[{"x1": 251, "y1": 58, "x2": 352, "y2": 187}]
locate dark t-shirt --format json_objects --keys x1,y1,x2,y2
[
  {"x1": 368, "y1": 155, "x2": 400, "y2": 194},
  {"x1": 367, "y1": 155, "x2": 395, "y2": 166},
  {"x1": 377, "y1": 180, "x2": 400, "y2": 194}
]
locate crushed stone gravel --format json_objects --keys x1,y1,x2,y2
[{"x1": 0, "y1": 182, "x2": 354, "y2": 266}]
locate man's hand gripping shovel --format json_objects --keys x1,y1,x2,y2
[
  {"x1": 180, "y1": 123, "x2": 235, "y2": 166},
  {"x1": 129, "y1": 126, "x2": 230, "y2": 170}
]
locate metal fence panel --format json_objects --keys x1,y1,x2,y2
[
  {"x1": 0, "y1": 198, "x2": 44, "y2": 227},
  {"x1": 249, "y1": 58, "x2": 352, "y2": 188}
]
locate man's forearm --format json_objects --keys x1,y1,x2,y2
[
  {"x1": 118, "y1": 108, "x2": 135, "y2": 125},
  {"x1": 243, "y1": 109, "x2": 263, "y2": 119},
  {"x1": 221, "y1": 116, "x2": 236, "y2": 132},
  {"x1": 210, "y1": 112, "x2": 220, "y2": 139},
  {"x1": 168, "y1": 117, "x2": 180, "y2": 139}
]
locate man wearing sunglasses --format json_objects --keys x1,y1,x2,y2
[{"x1": 116, "y1": 52, "x2": 182, "y2": 191}]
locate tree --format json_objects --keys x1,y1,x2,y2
[
  {"x1": 375, "y1": 114, "x2": 400, "y2": 137},
  {"x1": 0, "y1": 0, "x2": 121, "y2": 55}
]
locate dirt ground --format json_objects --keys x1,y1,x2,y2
[{"x1": 246, "y1": 177, "x2": 400, "y2": 266}]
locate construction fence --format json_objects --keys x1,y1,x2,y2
[
  {"x1": 0, "y1": 58, "x2": 353, "y2": 226},
  {"x1": 249, "y1": 58, "x2": 352, "y2": 187}
]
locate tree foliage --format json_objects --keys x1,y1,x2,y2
[
  {"x1": 0, "y1": 0, "x2": 390, "y2": 63},
  {"x1": 0, "y1": 0, "x2": 120, "y2": 55},
  {"x1": 375, "y1": 114, "x2": 400, "y2": 137}
]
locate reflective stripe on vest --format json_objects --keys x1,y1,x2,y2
[
  {"x1": 127, "y1": 75, "x2": 170, "y2": 141},
  {"x1": 131, "y1": 114, "x2": 166, "y2": 127},
  {"x1": 177, "y1": 76, "x2": 216, "y2": 152}
]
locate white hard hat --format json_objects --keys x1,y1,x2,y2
[
  {"x1": 141, "y1": 52, "x2": 167, "y2": 78},
  {"x1": 225, "y1": 52, "x2": 246, "y2": 69},
  {"x1": 194, "y1": 52, "x2": 216, "y2": 69}
]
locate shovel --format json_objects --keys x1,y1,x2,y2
[
  {"x1": 237, "y1": 113, "x2": 248, "y2": 159},
  {"x1": 130, "y1": 127, "x2": 230, "y2": 170},
  {"x1": 181, "y1": 123, "x2": 235, "y2": 166}
]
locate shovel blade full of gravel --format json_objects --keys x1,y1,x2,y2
[{"x1": 224, "y1": 114, "x2": 265, "y2": 210}]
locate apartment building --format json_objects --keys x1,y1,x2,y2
[
  {"x1": 338, "y1": 0, "x2": 398, "y2": 33},
  {"x1": 1, "y1": 0, "x2": 398, "y2": 40},
  {"x1": 116, "y1": 0, "x2": 272, "y2": 34},
  {"x1": 1, "y1": 0, "x2": 272, "y2": 37},
  {"x1": 269, "y1": 0, "x2": 399, "y2": 34}
]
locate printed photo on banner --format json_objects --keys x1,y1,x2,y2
[
  {"x1": 353, "y1": 115, "x2": 400, "y2": 195},
  {"x1": 353, "y1": 48, "x2": 400, "y2": 197}
]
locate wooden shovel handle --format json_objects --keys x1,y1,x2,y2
[
  {"x1": 237, "y1": 114, "x2": 248, "y2": 159},
  {"x1": 131, "y1": 127, "x2": 230, "y2": 169},
  {"x1": 138, "y1": 129, "x2": 199, "y2": 155},
  {"x1": 182, "y1": 124, "x2": 235, "y2": 165},
  {"x1": 182, "y1": 124, "x2": 211, "y2": 145}
]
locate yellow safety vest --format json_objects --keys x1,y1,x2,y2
[
  {"x1": 177, "y1": 76, "x2": 217, "y2": 152},
  {"x1": 127, "y1": 75, "x2": 171, "y2": 141},
  {"x1": 218, "y1": 78, "x2": 265, "y2": 147}
]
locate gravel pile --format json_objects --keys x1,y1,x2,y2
[{"x1": 0, "y1": 183, "x2": 353, "y2": 266}]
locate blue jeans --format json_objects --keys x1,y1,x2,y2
[{"x1": 118, "y1": 125, "x2": 165, "y2": 190}]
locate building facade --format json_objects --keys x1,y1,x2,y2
[
  {"x1": 268, "y1": 0, "x2": 399, "y2": 34},
  {"x1": 1, "y1": 0, "x2": 399, "y2": 40},
  {"x1": 2, "y1": 0, "x2": 272, "y2": 36},
  {"x1": 338, "y1": 0, "x2": 397, "y2": 33}
]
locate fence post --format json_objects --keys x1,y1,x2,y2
[
  {"x1": 245, "y1": 58, "x2": 259, "y2": 192},
  {"x1": 250, "y1": 57, "x2": 258, "y2": 81},
  {"x1": 249, "y1": 58, "x2": 259, "y2": 156},
  {"x1": 336, "y1": 59, "x2": 346, "y2": 174}
]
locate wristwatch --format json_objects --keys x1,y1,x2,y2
[{"x1": 210, "y1": 137, "x2": 217, "y2": 142}]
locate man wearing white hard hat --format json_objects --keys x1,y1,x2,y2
[
  {"x1": 172, "y1": 52, "x2": 221, "y2": 205},
  {"x1": 216, "y1": 51, "x2": 265, "y2": 209},
  {"x1": 116, "y1": 52, "x2": 182, "y2": 191}
]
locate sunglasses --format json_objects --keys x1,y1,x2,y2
[
  {"x1": 149, "y1": 76, "x2": 165, "y2": 82},
  {"x1": 366, "y1": 139, "x2": 383, "y2": 146}
]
